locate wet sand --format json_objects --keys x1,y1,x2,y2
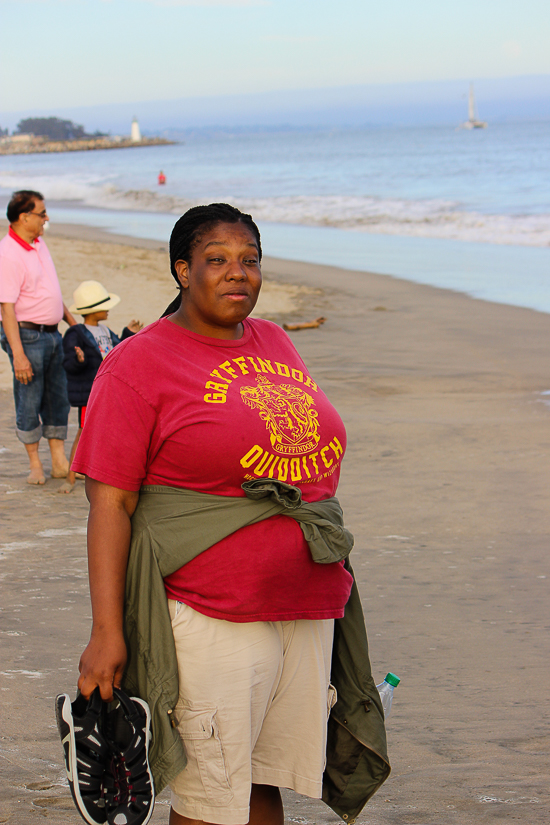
[{"x1": 1, "y1": 222, "x2": 549, "y2": 823}]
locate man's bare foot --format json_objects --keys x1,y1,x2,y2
[
  {"x1": 51, "y1": 462, "x2": 69, "y2": 479},
  {"x1": 24, "y1": 442, "x2": 45, "y2": 484},
  {"x1": 48, "y1": 439, "x2": 69, "y2": 478},
  {"x1": 57, "y1": 480, "x2": 75, "y2": 494},
  {"x1": 27, "y1": 467, "x2": 46, "y2": 485}
]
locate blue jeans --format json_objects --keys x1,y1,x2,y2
[{"x1": 1, "y1": 327, "x2": 70, "y2": 444}]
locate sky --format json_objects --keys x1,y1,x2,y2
[{"x1": 1, "y1": 0, "x2": 550, "y2": 114}]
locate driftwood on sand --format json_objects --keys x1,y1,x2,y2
[{"x1": 282, "y1": 317, "x2": 326, "y2": 331}]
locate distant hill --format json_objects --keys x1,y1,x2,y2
[{"x1": 1, "y1": 75, "x2": 549, "y2": 135}]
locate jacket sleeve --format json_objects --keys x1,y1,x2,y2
[
  {"x1": 108, "y1": 327, "x2": 136, "y2": 347},
  {"x1": 62, "y1": 327, "x2": 87, "y2": 374}
]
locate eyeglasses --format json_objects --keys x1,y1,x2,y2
[{"x1": 27, "y1": 211, "x2": 48, "y2": 218}]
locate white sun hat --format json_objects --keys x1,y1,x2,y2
[{"x1": 70, "y1": 281, "x2": 121, "y2": 315}]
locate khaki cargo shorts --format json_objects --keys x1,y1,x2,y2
[{"x1": 168, "y1": 600, "x2": 336, "y2": 825}]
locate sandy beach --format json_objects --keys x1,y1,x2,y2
[{"x1": 1, "y1": 221, "x2": 549, "y2": 824}]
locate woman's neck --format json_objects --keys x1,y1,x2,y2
[{"x1": 169, "y1": 306, "x2": 244, "y2": 340}]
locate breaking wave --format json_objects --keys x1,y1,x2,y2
[{"x1": 1, "y1": 171, "x2": 549, "y2": 248}]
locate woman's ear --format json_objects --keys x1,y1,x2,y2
[{"x1": 174, "y1": 260, "x2": 189, "y2": 289}]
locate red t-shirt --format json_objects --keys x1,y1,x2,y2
[{"x1": 73, "y1": 316, "x2": 353, "y2": 622}]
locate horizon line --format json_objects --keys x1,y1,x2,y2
[{"x1": 1, "y1": 72, "x2": 550, "y2": 117}]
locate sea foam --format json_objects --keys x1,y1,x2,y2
[{"x1": 2, "y1": 170, "x2": 549, "y2": 248}]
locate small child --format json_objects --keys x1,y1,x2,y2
[{"x1": 59, "y1": 280, "x2": 142, "y2": 493}]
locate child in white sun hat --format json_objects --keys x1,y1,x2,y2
[{"x1": 59, "y1": 280, "x2": 142, "y2": 493}]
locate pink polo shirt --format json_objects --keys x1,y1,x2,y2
[{"x1": 0, "y1": 228, "x2": 64, "y2": 325}]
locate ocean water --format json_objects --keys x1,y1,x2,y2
[{"x1": 1, "y1": 123, "x2": 549, "y2": 312}]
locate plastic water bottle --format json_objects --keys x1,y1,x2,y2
[{"x1": 376, "y1": 672, "x2": 400, "y2": 718}]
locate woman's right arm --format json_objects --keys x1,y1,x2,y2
[{"x1": 78, "y1": 478, "x2": 139, "y2": 702}]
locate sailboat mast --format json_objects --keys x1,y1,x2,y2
[
  {"x1": 468, "y1": 83, "x2": 476, "y2": 122},
  {"x1": 459, "y1": 82, "x2": 487, "y2": 129}
]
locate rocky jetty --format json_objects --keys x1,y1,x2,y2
[{"x1": 0, "y1": 135, "x2": 173, "y2": 155}]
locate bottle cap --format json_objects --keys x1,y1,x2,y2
[{"x1": 385, "y1": 672, "x2": 400, "y2": 687}]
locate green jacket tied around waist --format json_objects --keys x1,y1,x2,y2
[{"x1": 122, "y1": 478, "x2": 390, "y2": 823}]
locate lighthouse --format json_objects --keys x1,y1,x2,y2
[{"x1": 131, "y1": 117, "x2": 141, "y2": 143}]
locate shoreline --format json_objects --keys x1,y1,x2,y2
[
  {"x1": 4, "y1": 215, "x2": 550, "y2": 315},
  {"x1": 1, "y1": 219, "x2": 549, "y2": 823},
  {"x1": 2, "y1": 207, "x2": 549, "y2": 314},
  {"x1": 0, "y1": 217, "x2": 171, "y2": 251},
  {"x1": 3, "y1": 215, "x2": 550, "y2": 399}
]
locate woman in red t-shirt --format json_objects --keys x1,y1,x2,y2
[{"x1": 74, "y1": 204, "x2": 354, "y2": 825}]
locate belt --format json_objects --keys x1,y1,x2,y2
[{"x1": 18, "y1": 321, "x2": 58, "y2": 333}]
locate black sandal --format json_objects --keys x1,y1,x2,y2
[
  {"x1": 104, "y1": 688, "x2": 155, "y2": 825},
  {"x1": 55, "y1": 688, "x2": 109, "y2": 824}
]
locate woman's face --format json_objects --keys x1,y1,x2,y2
[{"x1": 173, "y1": 221, "x2": 262, "y2": 339}]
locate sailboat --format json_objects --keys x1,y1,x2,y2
[{"x1": 460, "y1": 83, "x2": 487, "y2": 129}]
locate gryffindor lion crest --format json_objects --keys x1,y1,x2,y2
[{"x1": 240, "y1": 374, "x2": 320, "y2": 455}]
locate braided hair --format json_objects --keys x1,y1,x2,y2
[{"x1": 162, "y1": 203, "x2": 262, "y2": 317}]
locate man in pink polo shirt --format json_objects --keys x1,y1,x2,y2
[{"x1": 0, "y1": 190, "x2": 77, "y2": 484}]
